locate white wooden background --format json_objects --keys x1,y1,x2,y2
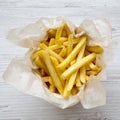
[{"x1": 0, "y1": 0, "x2": 120, "y2": 120}]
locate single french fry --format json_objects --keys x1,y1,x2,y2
[
  {"x1": 59, "y1": 46, "x2": 67, "y2": 58},
  {"x1": 70, "y1": 59, "x2": 76, "y2": 65},
  {"x1": 47, "y1": 29, "x2": 56, "y2": 38},
  {"x1": 57, "y1": 37, "x2": 67, "y2": 44},
  {"x1": 67, "y1": 43, "x2": 86, "y2": 90},
  {"x1": 72, "y1": 37, "x2": 85, "y2": 46},
  {"x1": 34, "y1": 56, "x2": 49, "y2": 74},
  {"x1": 42, "y1": 76, "x2": 53, "y2": 85},
  {"x1": 86, "y1": 64, "x2": 91, "y2": 70},
  {"x1": 85, "y1": 75, "x2": 89, "y2": 81},
  {"x1": 63, "y1": 40, "x2": 78, "y2": 46},
  {"x1": 61, "y1": 53, "x2": 96, "y2": 80},
  {"x1": 34, "y1": 56, "x2": 43, "y2": 68},
  {"x1": 31, "y1": 50, "x2": 43, "y2": 61},
  {"x1": 57, "y1": 36, "x2": 86, "y2": 70},
  {"x1": 63, "y1": 80, "x2": 71, "y2": 98},
  {"x1": 87, "y1": 66, "x2": 102, "y2": 76},
  {"x1": 86, "y1": 70, "x2": 98, "y2": 76},
  {"x1": 77, "y1": 45, "x2": 86, "y2": 60},
  {"x1": 49, "y1": 85, "x2": 56, "y2": 93},
  {"x1": 40, "y1": 43, "x2": 64, "y2": 62},
  {"x1": 63, "y1": 37, "x2": 80, "y2": 46},
  {"x1": 50, "y1": 56, "x2": 65, "y2": 86},
  {"x1": 50, "y1": 56, "x2": 59, "y2": 66},
  {"x1": 80, "y1": 66, "x2": 86, "y2": 83},
  {"x1": 62, "y1": 30, "x2": 67, "y2": 37},
  {"x1": 71, "y1": 86, "x2": 78, "y2": 95},
  {"x1": 77, "y1": 43, "x2": 86, "y2": 84},
  {"x1": 67, "y1": 71, "x2": 77, "y2": 91},
  {"x1": 76, "y1": 70, "x2": 82, "y2": 87},
  {"x1": 49, "y1": 44, "x2": 62, "y2": 50},
  {"x1": 67, "y1": 34, "x2": 73, "y2": 56},
  {"x1": 55, "y1": 24, "x2": 64, "y2": 43},
  {"x1": 41, "y1": 50, "x2": 64, "y2": 94},
  {"x1": 64, "y1": 23, "x2": 71, "y2": 36},
  {"x1": 89, "y1": 62, "x2": 98, "y2": 70},
  {"x1": 86, "y1": 45, "x2": 104, "y2": 54},
  {"x1": 49, "y1": 38, "x2": 55, "y2": 46}
]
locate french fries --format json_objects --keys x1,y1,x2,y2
[
  {"x1": 47, "y1": 29, "x2": 56, "y2": 38},
  {"x1": 86, "y1": 45, "x2": 104, "y2": 54},
  {"x1": 31, "y1": 23, "x2": 104, "y2": 98},
  {"x1": 63, "y1": 80, "x2": 71, "y2": 98},
  {"x1": 61, "y1": 53, "x2": 96, "y2": 80},
  {"x1": 59, "y1": 46, "x2": 67, "y2": 58},
  {"x1": 67, "y1": 34, "x2": 73, "y2": 55},
  {"x1": 40, "y1": 43, "x2": 64, "y2": 62},
  {"x1": 49, "y1": 38, "x2": 55, "y2": 46},
  {"x1": 55, "y1": 24, "x2": 64, "y2": 43},
  {"x1": 40, "y1": 50, "x2": 64, "y2": 94},
  {"x1": 67, "y1": 71, "x2": 77, "y2": 91},
  {"x1": 71, "y1": 86, "x2": 78, "y2": 95},
  {"x1": 76, "y1": 71, "x2": 82, "y2": 87},
  {"x1": 57, "y1": 36, "x2": 86, "y2": 70}
]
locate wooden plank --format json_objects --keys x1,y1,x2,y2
[{"x1": 0, "y1": 0, "x2": 120, "y2": 8}]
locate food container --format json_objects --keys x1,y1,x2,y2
[{"x1": 3, "y1": 17, "x2": 113, "y2": 109}]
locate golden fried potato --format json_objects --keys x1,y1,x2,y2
[{"x1": 31, "y1": 22, "x2": 103, "y2": 98}]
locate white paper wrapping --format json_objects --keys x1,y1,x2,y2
[{"x1": 3, "y1": 17, "x2": 112, "y2": 109}]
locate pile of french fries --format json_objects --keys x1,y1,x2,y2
[{"x1": 31, "y1": 23, "x2": 104, "y2": 98}]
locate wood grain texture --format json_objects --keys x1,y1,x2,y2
[{"x1": 0, "y1": 0, "x2": 120, "y2": 120}]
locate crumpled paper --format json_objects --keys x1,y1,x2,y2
[{"x1": 3, "y1": 17, "x2": 112, "y2": 109}]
